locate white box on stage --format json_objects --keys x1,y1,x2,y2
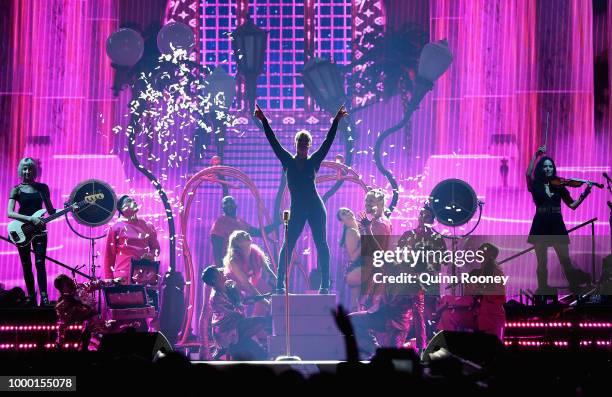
[
  {"x1": 270, "y1": 294, "x2": 336, "y2": 316},
  {"x1": 269, "y1": 294, "x2": 344, "y2": 360},
  {"x1": 272, "y1": 315, "x2": 338, "y2": 335}
]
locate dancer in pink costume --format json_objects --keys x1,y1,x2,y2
[{"x1": 104, "y1": 195, "x2": 160, "y2": 283}]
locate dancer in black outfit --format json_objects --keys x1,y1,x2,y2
[
  {"x1": 7, "y1": 158, "x2": 56, "y2": 306},
  {"x1": 255, "y1": 104, "x2": 348, "y2": 294},
  {"x1": 526, "y1": 146, "x2": 592, "y2": 295}
]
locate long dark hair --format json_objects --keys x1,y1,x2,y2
[
  {"x1": 534, "y1": 156, "x2": 557, "y2": 183},
  {"x1": 337, "y1": 207, "x2": 352, "y2": 248}
]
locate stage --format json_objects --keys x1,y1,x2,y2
[{"x1": 0, "y1": 4, "x2": 611, "y2": 396}]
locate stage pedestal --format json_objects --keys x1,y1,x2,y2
[{"x1": 268, "y1": 294, "x2": 345, "y2": 360}]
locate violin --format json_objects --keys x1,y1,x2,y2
[{"x1": 550, "y1": 177, "x2": 604, "y2": 189}]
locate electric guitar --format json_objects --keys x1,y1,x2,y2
[{"x1": 7, "y1": 193, "x2": 104, "y2": 246}]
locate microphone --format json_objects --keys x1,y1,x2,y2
[
  {"x1": 283, "y1": 210, "x2": 290, "y2": 225},
  {"x1": 603, "y1": 172, "x2": 611, "y2": 182}
]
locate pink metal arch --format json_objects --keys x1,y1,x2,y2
[{"x1": 176, "y1": 165, "x2": 277, "y2": 349}]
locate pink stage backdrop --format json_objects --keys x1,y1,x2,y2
[{"x1": 0, "y1": 1, "x2": 610, "y2": 317}]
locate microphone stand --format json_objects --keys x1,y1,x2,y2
[{"x1": 275, "y1": 211, "x2": 301, "y2": 361}]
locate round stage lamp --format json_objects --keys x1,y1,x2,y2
[
  {"x1": 69, "y1": 179, "x2": 117, "y2": 227},
  {"x1": 428, "y1": 179, "x2": 478, "y2": 227},
  {"x1": 106, "y1": 28, "x2": 144, "y2": 66},
  {"x1": 157, "y1": 22, "x2": 195, "y2": 55}
]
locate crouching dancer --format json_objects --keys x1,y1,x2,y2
[
  {"x1": 53, "y1": 274, "x2": 122, "y2": 350},
  {"x1": 201, "y1": 266, "x2": 271, "y2": 360}
]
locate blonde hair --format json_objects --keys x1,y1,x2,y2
[
  {"x1": 294, "y1": 130, "x2": 312, "y2": 146},
  {"x1": 223, "y1": 230, "x2": 252, "y2": 268},
  {"x1": 17, "y1": 157, "x2": 38, "y2": 180},
  {"x1": 365, "y1": 188, "x2": 386, "y2": 204}
]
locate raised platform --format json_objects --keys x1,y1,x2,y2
[{"x1": 268, "y1": 294, "x2": 345, "y2": 360}]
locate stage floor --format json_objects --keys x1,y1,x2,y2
[{"x1": 189, "y1": 360, "x2": 358, "y2": 375}]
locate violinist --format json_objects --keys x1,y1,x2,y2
[{"x1": 526, "y1": 146, "x2": 592, "y2": 295}]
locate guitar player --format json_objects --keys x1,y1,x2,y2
[{"x1": 7, "y1": 157, "x2": 56, "y2": 307}]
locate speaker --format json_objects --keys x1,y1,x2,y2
[
  {"x1": 98, "y1": 331, "x2": 173, "y2": 360},
  {"x1": 422, "y1": 331, "x2": 503, "y2": 366}
]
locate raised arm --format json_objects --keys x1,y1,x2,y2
[
  {"x1": 254, "y1": 104, "x2": 292, "y2": 165},
  {"x1": 311, "y1": 105, "x2": 348, "y2": 165},
  {"x1": 526, "y1": 145, "x2": 545, "y2": 190},
  {"x1": 311, "y1": 118, "x2": 339, "y2": 165}
]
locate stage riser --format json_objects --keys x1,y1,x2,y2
[
  {"x1": 270, "y1": 294, "x2": 343, "y2": 360},
  {"x1": 271, "y1": 294, "x2": 336, "y2": 316},
  {"x1": 272, "y1": 315, "x2": 338, "y2": 335},
  {"x1": 268, "y1": 335, "x2": 346, "y2": 360}
]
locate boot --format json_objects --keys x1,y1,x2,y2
[
  {"x1": 535, "y1": 285, "x2": 556, "y2": 296},
  {"x1": 275, "y1": 279, "x2": 286, "y2": 295},
  {"x1": 24, "y1": 296, "x2": 36, "y2": 307},
  {"x1": 566, "y1": 268, "x2": 590, "y2": 294},
  {"x1": 40, "y1": 292, "x2": 50, "y2": 306}
]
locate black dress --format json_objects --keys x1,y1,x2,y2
[
  {"x1": 9, "y1": 182, "x2": 54, "y2": 217},
  {"x1": 527, "y1": 182, "x2": 571, "y2": 246}
]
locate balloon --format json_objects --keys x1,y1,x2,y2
[
  {"x1": 157, "y1": 22, "x2": 195, "y2": 55},
  {"x1": 105, "y1": 28, "x2": 144, "y2": 66}
]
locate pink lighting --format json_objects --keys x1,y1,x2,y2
[
  {"x1": 504, "y1": 339, "x2": 612, "y2": 349},
  {"x1": 578, "y1": 322, "x2": 612, "y2": 328},
  {"x1": 505, "y1": 322, "x2": 573, "y2": 328},
  {"x1": 0, "y1": 324, "x2": 82, "y2": 332},
  {"x1": 0, "y1": 0, "x2": 609, "y2": 358}
]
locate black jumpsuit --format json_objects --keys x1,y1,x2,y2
[{"x1": 263, "y1": 118, "x2": 339, "y2": 291}]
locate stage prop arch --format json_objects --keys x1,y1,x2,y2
[{"x1": 177, "y1": 165, "x2": 278, "y2": 349}]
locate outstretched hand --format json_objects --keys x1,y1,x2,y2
[
  {"x1": 357, "y1": 211, "x2": 372, "y2": 228},
  {"x1": 332, "y1": 304, "x2": 354, "y2": 336},
  {"x1": 334, "y1": 105, "x2": 349, "y2": 121},
  {"x1": 254, "y1": 103, "x2": 266, "y2": 122}
]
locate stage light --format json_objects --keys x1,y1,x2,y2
[
  {"x1": 157, "y1": 22, "x2": 195, "y2": 55},
  {"x1": 407, "y1": 39, "x2": 454, "y2": 111},
  {"x1": 231, "y1": 17, "x2": 268, "y2": 112},
  {"x1": 105, "y1": 28, "x2": 145, "y2": 67},
  {"x1": 301, "y1": 57, "x2": 347, "y2": 114},
  {"x1": 417, "y1": 39, "x2": 453, "y2": 84}
]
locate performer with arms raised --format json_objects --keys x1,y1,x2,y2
[{"x1": 255, "y1": 103, "x2": 348, "y2": 294}]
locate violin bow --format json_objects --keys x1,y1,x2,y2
[{"x1": 544, "y1": 112, "x2": 550, "y2": 148}]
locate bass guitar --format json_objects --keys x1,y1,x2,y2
[{"x1": 7, "y1": 193, "x2": 104, "y2": 246}]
